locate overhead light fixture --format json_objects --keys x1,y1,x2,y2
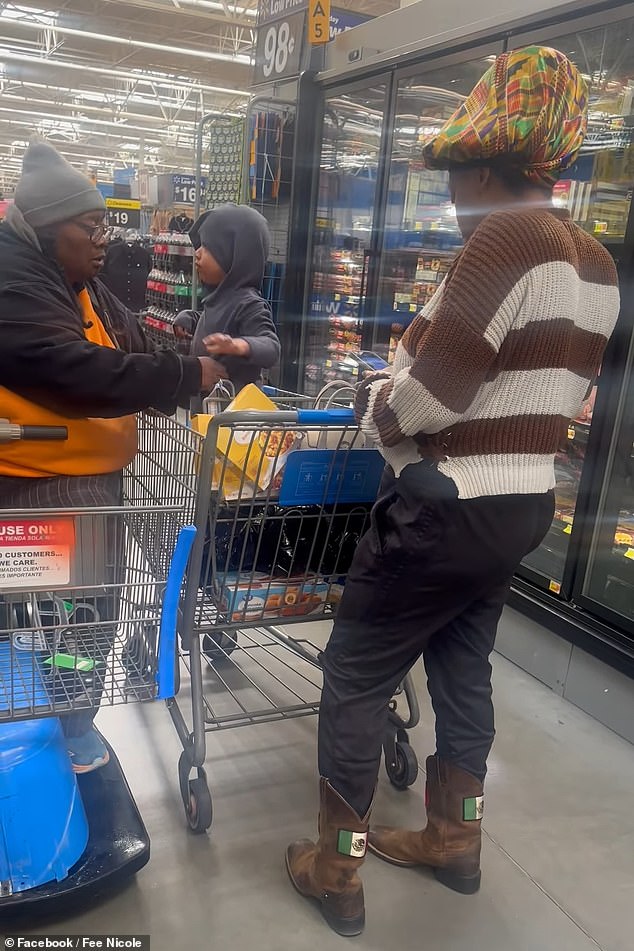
[
  {"x1": 161, "y1": 0, "x2": 257, "y2": 16},
  {"x1": 0, "y1": 92, "x2": 220, "y2": 129},
  {"x1": 1, "y1": 15, "x2": 252, "y2": 64},
  {"x1": 1, "y1": 5, "x2": 57, "y2": 26},
  {"x1": 0, "y1": 105, "x2": 189, "y2": 140},
  {"x1": 0, "y1": 119, "x2": 170, "y2": 153},
  {"x1": 0, "y1": 49, "x2": 252, "y2": 97},
  {"x1": 3, "y1": 81, "x2": 241, "y2": 116}
]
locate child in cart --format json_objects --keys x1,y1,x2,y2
[{"x1": 173, "y1": 204, "x2": 281, "y2": 410}]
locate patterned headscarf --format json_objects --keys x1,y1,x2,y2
[{"x1": 423, "y1": 46, "x2": 588, "y2": 187}]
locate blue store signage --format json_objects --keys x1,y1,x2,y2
[{"x1": 329, "y1": 7, "x2": 373, "y2": 40}]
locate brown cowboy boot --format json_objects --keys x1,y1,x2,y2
[
  {"x1": 368, "y1": 755, "x2": 483, "y2": 894},
  {"x1": 286, "y1": 778, "x2": 372, "y2": 936}
]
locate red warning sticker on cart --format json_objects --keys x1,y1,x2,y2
[{"x1": 0, "y1": 518, "x2": 75, "y2": 589}]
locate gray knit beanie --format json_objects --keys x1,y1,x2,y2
[{"x1": 14, "y1": 140, "x2": 106, "y2": 228}]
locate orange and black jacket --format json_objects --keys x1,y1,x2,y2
[{"x1": 0, "y1": 221, "x2": 201, "y2": 477}]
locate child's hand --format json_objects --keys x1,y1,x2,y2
[{"x1": 203, "y1": 333, "x2": 250, "y2": 358}]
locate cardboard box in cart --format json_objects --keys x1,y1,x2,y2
[{"x1": 220, "y1": 573, "x2": 339, "y2": 622}]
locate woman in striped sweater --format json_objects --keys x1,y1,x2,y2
[{"x1": 286, "y1": 47, "x2": 620, "y2": 936}]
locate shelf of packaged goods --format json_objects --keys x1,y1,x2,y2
[
  {"x1": 146, "y1": 280, "x2": 194, "y2": 298},
  {"x1": 143, "y1": 314, "x2": 175, "y2": 335},
  {"x1": 567, "y1": 419, "x2": 592, "y2": 443},
  {"x1": 324, "y1": 357, "x2": 360, "y2": 377}
]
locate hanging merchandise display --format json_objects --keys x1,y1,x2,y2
[
  {"x1": 202, "y1": 118, "x2": 244, "y2": 210},
  {"x1": 100, "y1": 234, "x2": 152, "y2": 312},
  {"x1": 168, "y1": 211, "x2": 194, "y2": 234},
  {"x1": 244, "y1": 101, "x2": 296, "y2": 336}
]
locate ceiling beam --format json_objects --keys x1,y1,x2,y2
[
  {"x1": 1, "y1": 13, "x2": 252, "y2": 64},
  {"x1": 102, "y1": 0, "x2": 256, "y2": 29},
  {"x1": 0, "y1": 48, "x2": 252, "y2": 96}
]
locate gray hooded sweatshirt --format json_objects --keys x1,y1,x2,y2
[{"x1": 175, "y1": 204, "x2": 281, "y2": 403}]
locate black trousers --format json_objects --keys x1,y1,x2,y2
[{"x1": 318, "y1": 464, "x2": 554, "y2": 817}]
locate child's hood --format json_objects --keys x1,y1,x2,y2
[{"x1": 190, "y1": 204, "x2": 270, "y2": 292}]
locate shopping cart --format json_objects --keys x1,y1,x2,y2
[
  {"x1": 0, "y1": 413, "x2": 198, "y2": 910},
  {"x1": 0, "y1": 413, "x2": 199, "y2": 724},
  {"x1": 171, "y1": 392, "x2": 421, "y2": 833}
]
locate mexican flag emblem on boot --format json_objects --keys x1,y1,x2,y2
[{"x1": 337, "y1": 829, "x2": 368, "y2": 857}]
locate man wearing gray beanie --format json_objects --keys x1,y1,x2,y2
[{"x1": 0, "y1": 141, "x2": 225, "y2": 772}]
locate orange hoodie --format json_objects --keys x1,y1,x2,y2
[{"x1": 0, "y1": 288, "x2": 137, "y2": 478}]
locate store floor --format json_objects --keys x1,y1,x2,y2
[{"x1": 14, "y1": 613, "x2": 634, "y2": 951}]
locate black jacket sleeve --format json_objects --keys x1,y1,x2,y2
[{"x1": 0, "y1": 288, "x2": 202, "y2": 419}]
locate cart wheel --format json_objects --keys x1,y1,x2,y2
[
  {"x1": 386, "y1": 741, "x2": 419, "y2": 790},
  {"x1": 178, "y1": 752, "x2": 213, "y2": 834},
  {"x1": 185, "y1": 775, "x2": 213, "y2": 834},
  {"x1": 202, "y1": 631, "x2": 237, "y2": 661}
]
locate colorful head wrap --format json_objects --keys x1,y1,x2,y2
[{"x1": 423, "y1": 46, "x2": 588, "y2": 187}]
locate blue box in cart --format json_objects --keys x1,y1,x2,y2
[{"x1": 219, "y1": 573, "x2": 336, "y2": 623}]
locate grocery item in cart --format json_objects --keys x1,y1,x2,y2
[
  {"x1": 219, "y1": 573, "x2": 332, "y2": 622},
  {"x1": 201, "y1": 502, "x2": 373, "y2": 587},
  {"x1": 192, "y1": 383, "x2": 298, "y2": 499}
]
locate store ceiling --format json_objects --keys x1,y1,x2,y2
[{"x1": 0, "y1": 0, "x2": 399, "y2": 190}]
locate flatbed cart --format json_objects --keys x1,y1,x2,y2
[
  {"x1": 0, "y1": 414, "x2": 197, "y2": 916},
  {"x1": 170, "y1": 395, "x2": 421, "y2": 834}
]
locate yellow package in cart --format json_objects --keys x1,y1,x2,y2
[
  {"x1": 191, "y1": 384, "x2": 296, "y2": 498},
  {"x1": 191, "y1": 410, "x2": 257, "y2": 500}
]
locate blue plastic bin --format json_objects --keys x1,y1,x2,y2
[{"x1": 0, "y1": 715, "x2": 89, "y2": 894}]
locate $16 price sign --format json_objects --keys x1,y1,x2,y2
[{"x1": 254, "y1": 10, "x2": 305, "y2": 84}]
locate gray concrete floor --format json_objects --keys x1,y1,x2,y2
[{"x1": 11, "y1": 613, "x2": 634, "y2": 951}]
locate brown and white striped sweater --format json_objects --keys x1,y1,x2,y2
[{"x1": 356, "y1": 208, "x2": 620, "y2": 498}]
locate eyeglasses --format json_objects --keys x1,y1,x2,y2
[{"x1": 73, "y1": 221, "x2": 111, "y2": 243}]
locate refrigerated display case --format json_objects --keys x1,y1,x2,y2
[
  {"x1": 581, "y1": 346, "x2": 634, "y2": 634},
  {"x1": 303, "y1": 84, "x2": 387, "y2": 394},
  {"x1": 285, "y1": 0, "x2": 634, "y2": 671},
  {"x1": 509, "y1": 17, "x2": 634, "y2": 596}
]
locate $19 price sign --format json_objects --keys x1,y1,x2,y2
[
  {"x1": 253, "y1": 10, "x2": 305, "y2": 84},
  {"x1": 105, "y1": 197, "x2": 141, "y2": 230}
]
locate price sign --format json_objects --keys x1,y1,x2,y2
[
  {"x1": 172, "y1": 174, "x2": 207, "y2": 205},
  {"x1": 105, "y1": 198, "x2": 141, "y2": 229},
  {"x1": 253, "y1": 9, "x2": 306, "y2": 84}
]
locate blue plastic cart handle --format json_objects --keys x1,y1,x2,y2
[
  {"x1": 261, "y1": 385, "x2": 278, "y2": 396},
  {"x1": 296, "y1": 408, "x2": 355, "y2": 425},
  {"x1": 156, "y1": 524, "x2": 197, "y2": 700}
]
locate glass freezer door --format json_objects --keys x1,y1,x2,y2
[
  {"x1": 373, "y1": 55, "x2": 497, "y2": 361},
  {"x1": 582, "y1": 341, "x2": 634, "y2": 640},
  {"x1": 516, "y1": 16, "x2": 634, "y2": 593},
  {"x1": 302, "y1": 83, "x2": 387, "y2": 395}
]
